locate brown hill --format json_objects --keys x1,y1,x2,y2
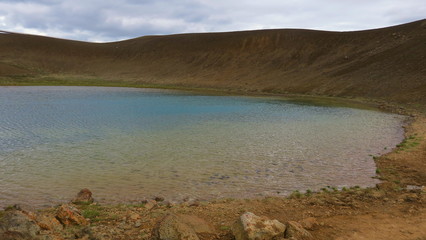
[{"x1": 0, "y1": 19, "x2": 425, "y2": 104}]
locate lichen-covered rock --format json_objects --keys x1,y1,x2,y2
[
  {"x1": 232, "y1": 212, "x2": 286, "y2": 240},
  {"x1": 72, "y1": 188, "x2": 94, "y2": 205},
  {"x1": 285, "y1": 221, "x2": 313, "y2": 239},
  {"x1": 36, "y1": 214, "x2": 63, "y2": 232},
  {"x1": 0, "y1": 209, "x2": 41, "y2": 239},
  {"x1": 56, "y1": 204, "x2": 88, "y2": 226},
  {"x1": 152, "y1": 213, "x2": 199, "y2": 240}
]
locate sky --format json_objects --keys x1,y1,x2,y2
[{"x1": 0, "y1": 0, "x2": 424, "y2": 42}]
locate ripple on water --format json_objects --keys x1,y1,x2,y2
[{"x1": 0, "y1": 86, "x2": 406, "y2": 208}]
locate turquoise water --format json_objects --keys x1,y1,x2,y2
[{"x1": 0, "y1": 86, "x2": 405, "y2": 208}]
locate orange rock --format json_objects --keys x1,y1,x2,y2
[
  {"x1": 37, "y1": 214, "x2": 64, "y2": 231},
  {"x1": 56, "y1": 204, "x2": 88, "y2": 226}
]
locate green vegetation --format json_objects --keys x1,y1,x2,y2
[
  {"x1": 220, "y1": 225, "x2": 231, "y2": 231},
  {"x1": 80, "y1": 205, "x2": 105, "y2": 222},
  {"x1": 376, "y1": 168, "x2": 381, "y2": 174},
  {"x1": 396, "y1": 134, "x2": 422, "y2": 152},
  {"x1": 289, "y1": 190, "x2": 303, "y2": 198},
  {"x1": 82, "y1": 209, "x2": 101, "y2": 220},
  {"x1": 0, "y1": 75, "x2": 168, "y2": 89}
]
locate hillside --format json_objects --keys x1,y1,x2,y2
[{"x1": 0, "y1": 19, "x2": 425, "y2": 104}]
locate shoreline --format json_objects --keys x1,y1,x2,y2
[{"x1": 0, "y1": 83, "x2": 425, "y2": 239}]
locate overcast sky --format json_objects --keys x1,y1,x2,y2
[{"x1": 0, "y1": 0, "x2": 424, "y2": 42}]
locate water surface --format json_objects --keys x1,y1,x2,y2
[{"x1": 0, "y1": 86, "x2": 405, "y2": 208}]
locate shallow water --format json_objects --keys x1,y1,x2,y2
[{"x1": 0, "y1": 86, "x2": 405, "y2": 208}]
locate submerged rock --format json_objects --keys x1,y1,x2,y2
[
  {"x1": 72, "y1": 189, "x2": 94, "y2": 205},
  {"x1": 154, "y1": 196, "x2": 165, "y2": 202},
  {"x1": 232, "y1": 212, "x2": 286, "y2": 240},
  {"x1": 56, "y1": 204, "x2": 88, "y2": 226}
]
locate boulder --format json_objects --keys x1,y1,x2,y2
[
  {"x1": 232, "y1": 212, "x2": 286, "y2": 240},
  {"x1": 176, "y1": 214, "x2": 216, "y2": 237},
  {"x1": 36, "y1": 214, "x2": 63, "y2": 232},
  {"x1": 56, "y1": 204, "x2": 88, "y2": 226},
  {"x1": 285, "y1": 221, "x2": 312, "y2": 239},
  {"x1": 72, "y1": 189, "x2": 94, "y2": 205},
  {"x1": 0, "y1": 209, "x2": 41, "y2": 239},
  {"x1": 152, "y1": 213, "x2": 199, "y2": 240},
  {"x1": 299, "y1": 217, "x2": 318, "y2": 231}
]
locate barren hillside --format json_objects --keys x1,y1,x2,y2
[{"x1": 1, "y1": 19, "x2": 425, "y2": 104}]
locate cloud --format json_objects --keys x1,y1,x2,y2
[{"x1": 0, "y1": 0, "x2": 424, "y2": 42}]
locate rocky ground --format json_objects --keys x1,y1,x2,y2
[{"x1": 1, "y1": 108, "x2": 425, "y2": 240}]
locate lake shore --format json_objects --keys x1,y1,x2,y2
[{"x1": 0, "y1": 84, "x2": 425, "y2": 240}]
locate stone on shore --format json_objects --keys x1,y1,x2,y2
[
  {"x1": 232, "y1": 212, "x2": 286, "y2": 240},
  {"x1": 175, "y1": 214, "x2": 216, "y2": 237},
  {"x1": 152, "y1": 213, "x2": 200, "y2": 240},
  {"x1": 144, "y1": 200, "x2": 157, "y2": 210},
  {"x1": 285, "y1": 221, "x2": 313, "y2": 239},
  {"x1": 0, "y1": 209, "x2": 41, "y2": 239},
  {"x1": 36, "y1": 214, "x2": 63, "y2": 232},
  {"x1": 56, "y1": 204, "x2": 88, "y2": 226},
  {"x1": 299, "y1": 217, "x2": 318, "y2": 231},
  {"x1": 72, "y1": 188, "x2": 94, "y2": 205}
]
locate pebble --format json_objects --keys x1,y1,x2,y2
[{"x1": 134, "y1": 220, "x2": 142, "y2": 228}]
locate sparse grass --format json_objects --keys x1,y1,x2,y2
[
  {"x1": 289, "y1": 190, "x2": 303, "y2": 198},
  {"x1": 396, "y1": 134, "x2": 422, "y2": 152},
  {"x1": 82, "y1": 209, "x2": 101, "y2": 220},
  {"x1": 0, "y1": 74, "x2": 218, "y2": 93},
  {"x1": 376, "y1": 168, "x2": 381, "y2": 174},
  {"x1": 220, "y1": 225, "x2": 231, "y2": 231},
  {"x1": 79, "y1": 205, "x2": 105, "y2": 222}
]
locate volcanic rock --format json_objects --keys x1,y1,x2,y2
[{"x1": 232, "y1": 212, "x2": 286, "y2": 240}]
